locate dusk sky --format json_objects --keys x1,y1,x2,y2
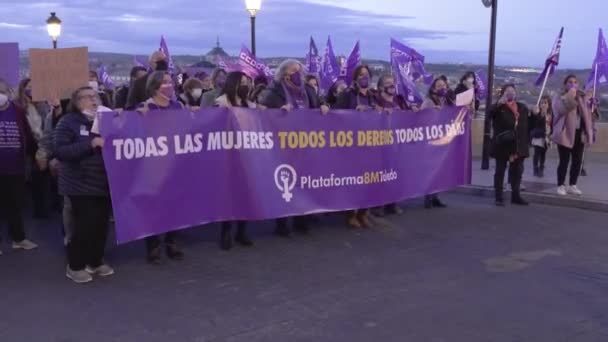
[{"x1": 0, "y1": 0, "x2": 605, "y2": 68}]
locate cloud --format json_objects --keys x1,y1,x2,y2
[{"x1": 0, "y1": 22, "x2": 31, "y2": 29}]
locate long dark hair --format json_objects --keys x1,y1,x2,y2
[
  {"x1": 221, "y1": 71, "x2": 248, "y2": 107},
  {"x1": 459, "y1": 71, "x2": 476, "y2": 86},
  {"x1": 16, "y1": 78, "x2": 32, "y2": 109},
  {"x1": 497, "y1": 83, "x2": 516, "y2": 103},
  {"x1": 352, "y1": 65, "x2": 372, "y2": 88},
  {"x1": 539, "y1": 95, "x2": 553, "y2": 115}
]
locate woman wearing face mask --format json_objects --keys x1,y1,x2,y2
[
  {"x1": 530, "y1": 95, "x2": 553, "y2": 178},
  {"x1": 0, "y1": 79, "x2": 39, "y2": 256},
  {"x1": 305, "y1": 75, "x2": 320, "y2": 96},
  {"x1": 15, "y1": 78, "x2": 53, "y2": 218},
  {"x1": 454, "y1": 71, "x2": 480, "y2": 113},
  {"x1": 335, "y1": 65, "x2": 376, "y2": 228},
  {"x1": 371, "y1": 74, "x2": 410, "y2": 217},
  {"x1": 54, "y1": 86, "x2": 112, "y2": 283},
  {"x1": 202, "y1": 69, "x2": 228, "y2": 108},
  {"x1": 137, "y1": 71, "x2": 185, "y2": 264},
  {"x1": 326, "y1": 80, "x2": 348, "y2": 107},
  {"x1": 552, "y1": 74, "x2": 594, "y2": 196},
  {"x1": 336, "y1": 65, "x2": 376, "y2": 112},
  {"x1": 214, "y1": 71, "x2": 256, "y2": 250},
  {"x1": 489, "y1": 84, "x2": 530, "y2": 206},
  {"x1": 195, "y1": 72, "x2": 213, "y2": 93},
  {"x1": 259, "y1": 59, "x2": 329, "y2": 236},
  {"x1": 178, "y1": 78, "x2": 204, "y2": 109},
  {"x1": 420, "y1": 76, "x2": 453, "y2": 209}
]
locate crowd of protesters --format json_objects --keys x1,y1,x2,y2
[{"x1": 0, "y1": 50, "x2": 599, "y2": 284}]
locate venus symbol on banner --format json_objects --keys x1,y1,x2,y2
[{"x1": 274, "y1": 164, "x2": 297, "y2": 202}]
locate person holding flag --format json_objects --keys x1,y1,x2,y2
[{"x1": 552, "y1": 75, "x2": 594, "y2": 196}]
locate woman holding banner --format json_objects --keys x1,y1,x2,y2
[
  {"x1": 420, "y1": 76, "x2": 452, "y2": 209},
  {"x1": 259, "y1": 59, "x2": 328, "y2": 236},
  {"x1": 372, "y1": 74, "x2": 409, "y2": 217},
  {"x1": 552, "y1": 75, "x2": 594, "y2": 196},
  {"x1": 336, "y1": 65, "x2": 377, "y2": 228},
  {"x1": 489, "y1": 84, "x2": 530, "y2": 206},
  {"x1": 326, "y1": 80, "x2": 348, "y2": 107},
  {"x1": 215, "y1": 71, "x2": 256, "y2": 249},
  {"x1": 178, "y1": 77, "x2": 205, "y2": 109},
  {"x1": 54, "y1": 86, "x2": 112, "y2": 283},
  {"x1": 138, "y1": 71, "x2": 185, "y2": 264}
]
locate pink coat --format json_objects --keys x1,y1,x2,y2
[{"x1": 551, "y1": 93, "x2": 594, "y2": 148}]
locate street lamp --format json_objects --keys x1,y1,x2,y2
[
  {"x1": 481, "y1": 0, "x2": 497, "y2": 170},
  {"x1": 245, "y1": 0, "x2": 261, "y2": 56},
  {"x1": 46, "y1": 12, "x2": 62, "y2": 49}
]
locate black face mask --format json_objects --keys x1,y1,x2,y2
[
  {"x1": 237, "y1": 85, "x2": 250, "y2": 102},
  {"x1": 155, "y1": 60, "x2": 169, "y2": 71}
]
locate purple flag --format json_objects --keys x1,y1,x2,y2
[
  {"x1": 100, "y1": 106, "x2": 471, "y2": 243},
  {"x1": 159, "y1": 35, "x2": 176, "y2": 74},
  {"x1": 390, "y1": 38, "x2": 433, "y2": 85},
  {"x1": 96, "y1": 64, "x2": 115, "y2": 90},
  {"x1": 305, "y1": 37, "x2": 321, "y2": 75},
  {"x1": 133, "y1": 55, "x2": 150, "y2": 70},
  {"x1": 239, "y1": 45, "x2": 273, "y2": 80},
  {"x1": 535, "y1": 27, "x2": 564, "y2": 86},
  {"x1": 342, "y1": 41, "x2": 361, "y2": 86},
  {"x1": 474, "y1": 69, "x2": 488, "y2": 101},
  {"x1": 0, "y1": 42, "x2": 19, "y2": 87},
  {"x1": 391, "y1": 54, "x2": 424, "y2": 105},
  {"x1": 320, "y1": 36, "x2": 340, "y2": 96},
  {"x1": 587, "y1": 28, "x2": 608, "y2": 89}
]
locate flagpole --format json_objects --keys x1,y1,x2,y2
[
  {"x1": 536, "y1": 67, "x2": 551, "y2": 107},
  {"x1": 592, "y1": 62, "x2": 599, "y2": 112}
]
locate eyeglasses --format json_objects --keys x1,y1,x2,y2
[{"x1": 78, "y1": 94, "x2": 97, "y2": 101}]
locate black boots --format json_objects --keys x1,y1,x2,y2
[
  {"x1": 221, "y1": 222, "x2": 253, "y2": 250},
  {"x1": 425, "y1": 195, "x2": 447, "y2": 209}
]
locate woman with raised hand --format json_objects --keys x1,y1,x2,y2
[{"x1": 489, "y1": 84, "x2": 530, "y2": 206}]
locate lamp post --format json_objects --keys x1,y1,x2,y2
[
  {"x1": 245, "y1": 0, "x2": 261, "y2": 56},
  {"x1": 481, "y1": 0, "x2": 497, "y2": 170},
  {"x1": 46, "y1": 12, "x2": 62, "y2": 49}
]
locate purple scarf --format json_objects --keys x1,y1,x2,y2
[{"x1": 282, "y1": 82, "x2": 310, "y2": 109}]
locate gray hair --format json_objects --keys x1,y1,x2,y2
[
  {"x1": 274, "y1": 59, "x2": 303, "y2": 83},
  {"x1": 146, "y1": 71, "x2": 169, "y2": 98}
]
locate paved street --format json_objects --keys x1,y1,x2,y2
[{"x1": 2, "y1": 193, "x2": 608, "y2": 342}]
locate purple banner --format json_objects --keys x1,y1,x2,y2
[
  {"x1": 474, "y1": 69, "x2": 488, "y2": 101},
  {"x1": 159, "y1": 35, "x2": 176, "y2": 74},
  {"x1": 587, "y1": 28, "x2": 608, "y2": 88},
  {"x1": 0, "y1": 42, "x2": 19, "y2": 87},
  {"x1": 100, "y1": 107, "x2": 471, "y2": 243}
]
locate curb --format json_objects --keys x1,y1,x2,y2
[{"x1": 453, "y1": 185, "x2": 608, "y2": 213}]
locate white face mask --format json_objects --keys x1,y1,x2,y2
[
  {"x1": 88, "y1": 81, "x2": 99, "y2": 91},
  {"x1": 0, "y1": 93, "x2": 8, "y2": 107},
  {"x1": 82, "y1": 109, "x2": 96, "y2": 121},
  {"x1": 191, "y1": 88, "x2": 203, "y2": 99}
]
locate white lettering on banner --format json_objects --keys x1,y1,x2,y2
[
  {"x1": 0, "y1": 121, "x2": 22, "y2": 149},
  {"x1": 207, "y1": 131, "x2": 274, "y2": 151},
  {"x1": 112, "y1": 137, "x2": 169, "y2": 160},
  {"x1": 276, "y1": 164, "x2": 399, "y2": 201},
  {"x1": 175, "y1": 134, "x2": 204, "y2": 155}
]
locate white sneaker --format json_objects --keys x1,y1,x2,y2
[
  {"x1": 567, "y1": 185, "x2": 583, "y2": 196},
  {"x1": 66, "y1": 266, "x2": 93, "y2": 284},
  {"x1": 557, "y1": 185, "x2": 567, "y2": 196},
  {"x1": 85, "y1": 264, "x2": 115, "y2": 277},
  {"x1": 12, "y1": 239, "x2": 38, "y2": 250}
]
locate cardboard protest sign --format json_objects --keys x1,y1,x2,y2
[
  {"x1": 0, "y1": 42, "x2": 20, "y2": 87},
  {"x1": 29, "y1": 47, "x2": 89, "y2": 101}
]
